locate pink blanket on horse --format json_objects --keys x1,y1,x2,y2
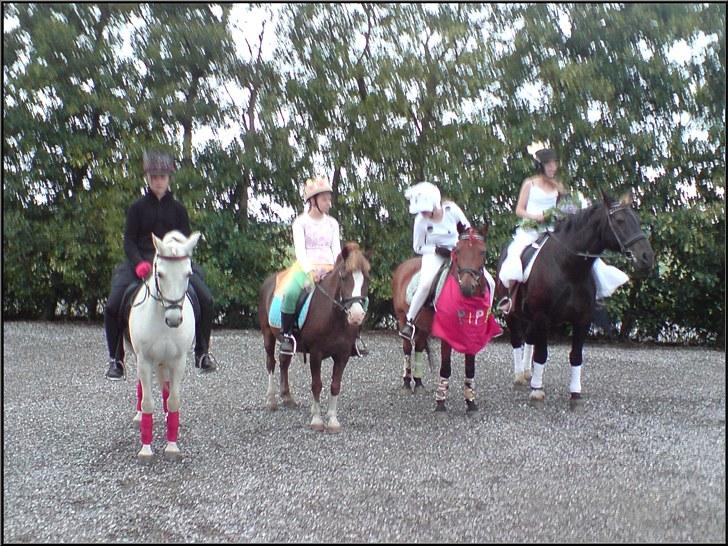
[{"x1": 432, "y1": 274, "x2": 502, "y2": 354}]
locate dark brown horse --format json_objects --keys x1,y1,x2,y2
[
  {"x1": 258, "y1": 242, "x2": 370, "y2": 432},
  {"x1": 392, "y1": 225, "x2": 493, "y2": 413},
  {"x1": 495, "y1": 191, "x2": 654, "y2": 404}
]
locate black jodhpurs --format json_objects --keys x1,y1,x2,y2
[{"x1": 103, "y1": 261, "x2": 214, "y2": 361}]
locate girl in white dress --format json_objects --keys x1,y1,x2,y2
[{"x1": 498, "y1": 142, "x2": 628, "y2": 313}]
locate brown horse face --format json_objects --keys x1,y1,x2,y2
[
  {"x1": 338, "y1": 269, "x2": 368, "y2": 325},
  {"x1": 453, "y1": 227, "x2": 488, "y2": 297}
]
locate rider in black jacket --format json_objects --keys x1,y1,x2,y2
[{"x1": 102, "y1": 150, "x2": 216, "y2": 380}]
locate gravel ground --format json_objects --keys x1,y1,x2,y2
[{"x1": 3, "y1": 321, "x2": 725, "y2": 543}]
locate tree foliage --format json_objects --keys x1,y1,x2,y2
[{"x1": 3, "y1": 3, "x2": 724, "y2": 345}]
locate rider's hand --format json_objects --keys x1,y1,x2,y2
[{"x1": 135, "y1": 261, "x2": 152, "y2": 279}]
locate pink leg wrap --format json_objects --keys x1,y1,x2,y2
[
  {"x1": 140, "y1": 412, "x2": 153, "y2": 445},
  {"x1": 136, "y1": 381, "x2": 142, "y2": 411},
  {"x1": 162, "y1": 381, "x2": 170, "y2": 414},
  {"x1": 166, "y1": 411, "x2": 179, "y2": 442}
]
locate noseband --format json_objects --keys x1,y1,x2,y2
[
  {"x1": 315, "y1": 269, "x2": 369, "y2": 314},
  {"x1": 150, "y1": 254, "x2": 190, "y2": 312},
  {"x1": 606, "y1": 204, "x2": 647, "y2": 260}
]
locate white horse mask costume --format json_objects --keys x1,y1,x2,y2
[{"x1": 128, "y1": 230, "x2": 201, "y2": 462}]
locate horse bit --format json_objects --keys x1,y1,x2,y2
[{"x1": 314, "y1": 270, "x2": 368, "y2": 314}]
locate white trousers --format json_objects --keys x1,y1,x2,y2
[
  {"x1": 498, "y1": 228, "x2": 629, "y2": 298},
  {"x1": 406, "y1": 253, "x2": 447, "y2": 322}
]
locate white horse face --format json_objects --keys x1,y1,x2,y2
[{"x1": 152, "y1": 231, "x2": 201, "y2": 328}]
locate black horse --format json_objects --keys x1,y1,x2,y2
[{"x1": 495, "y1": 191, "x2": 654, "y2": 404}]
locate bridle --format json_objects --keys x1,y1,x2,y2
[
  {"x1": 314, "y1": 267, "x2": 368, "y2": 314},
  {"x1": 150, "y1": 254, "x2": 191, "y2": 313},
  {"x1": 548, "y1": 203, "x2": 647, "y2": 261},
  {"x1": 454, "y1": 230, "x2": 486, "y2": 288}
]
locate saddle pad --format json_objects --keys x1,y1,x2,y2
[
  {"x1": 522, "y1": 234, "x2": 550, "y2": 283},
  {"x1": 268, "y1": 291, "x2": 314, "y2": 330},
  {"x1": 405, "y1": 263, "x2": 450, "y2": 305}
]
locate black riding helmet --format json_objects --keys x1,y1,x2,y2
[{"x1": 143, "y1": 150, "x2": 176, "y2": 176}]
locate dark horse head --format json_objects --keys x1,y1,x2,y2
[{"x1": 453, "y1": 224, "x2": 489, "y2": 297}]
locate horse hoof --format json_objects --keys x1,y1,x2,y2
[
  {"x1": 434, "y1": 402, "x2": 447, "y2": 413},
  {"x1": 309, "y1": 419, "x2": 325, "y2": 432},
  {"x1": 132, "y1": 411, "x2": 142, "y2": 423},
  {"x1": 400, "y1": 384, "x2": 413, "y2": 395},
  {"x1": 413, "y1": 384, "x2": 427, "y2": 395},
  {"x1": 282, "y1": 398, "x2": 298, "y2": 409},
  {"x1": 523, "y1": 370, "x2": 533, "y2": 381},
  {"x1": 326, "y1": 420, "x2": 342, "y2": 433},
  {"x1": 266, "y1": 401, "x2": 278, "y2": 411},
  {"x1": 513, "y1": 374, "x2": 529, "y2": 387},
  {"x1": 137, "y1": 444, "x2": 153, "y2": 463},
  {"x1": 569, "y1": 394, "x2": 584, "y2": 412},
  {"x1": 164, "y1": 443, "x2": 181, "y2": 460},
  {"x1": 529, "y1": 389, "x2": 545, "y2": 402},
  {"x1": 466, "y1": 401, "x2": 479, "y2": 413}
]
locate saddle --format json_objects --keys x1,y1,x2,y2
[{"x1": 405, "y1": 259, "x2": 451, "y2": 309}]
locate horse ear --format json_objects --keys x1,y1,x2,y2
[
  {"x1": 619, "y1": 191, "x2": 633, "y2": 207},
  {"x1": 601, "y1": 189, "x2": 616, "y2": 208},
  {"x1": 340, "y1": 243, "x2": 351, "y2": 261},
  {"x1": 456, "y1": 221, "x2": 467, "y2": 235},
  {"x1": 479, "y1": 224, "x2": 489, "y2": 240},
  {"x1": 152, "y1": 233, "x2": 164, "y2": 253},
  {"x1": 184, "y1": 232, "x2": 202, "y2": 255}
]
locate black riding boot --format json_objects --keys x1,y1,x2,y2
[{"x1": 279, "y1": 312, "x2": 297, "y2": 356}]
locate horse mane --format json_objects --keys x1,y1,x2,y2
[
  {"x1": 341, "y1": 242, "x2": 371, "y2": 275},
  {"x1": 159, "y1": 230, "x2": 189, "y2": 258},
  {"x1": 552, "y1": 202, "x2": 604, "y2": 236}
]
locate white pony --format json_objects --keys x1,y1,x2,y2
[{"x1": 128, "y1": 230, "x2": 201, "y2": 462}]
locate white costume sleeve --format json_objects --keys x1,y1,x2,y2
[
  {"x1": 292, "y1": 215, "x2": 312, "y2": 272},
  {"x1": 412, "y1": 214, "x2": 432, "y2": 255},
  {"x1": 330, "y1": 217, "x2": 342, "y2": 261},
  {"x1": 448, "y1": 202, "x2": 471, "y2": 231}
]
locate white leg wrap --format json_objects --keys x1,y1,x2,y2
[
  {"x1": 435, "y1": 376, "x2": 449, "y2": 401},
  {"x1": 512, "y1": 346, "x2": 524, "y2": 374},
  {"x1": 530, "y1": 362, "x2": 546, "y2": 389},
  {"x1": 412, "y1": 352, "x2": 425, "y2": 379},
  {"x1": 326, "y1": 395, "x2": 339, "y2": 421},
  {"x1": 569, "y1": 365, "x2": 582, "y2": 394},
  {"x1": 522, "y1": 344, "x2": 534, "y2": 372}
]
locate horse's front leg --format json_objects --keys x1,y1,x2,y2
[
  {"x1": 401, "y1": 337, "x2": 413, "y2": 393},
  {"x1": 569, "y1": 322, "x2": 589, "y2": 402},
  {"x1": 464, "y1": 355, "x2": 477, "y2": 412},
  {"x1": 325, "y1": 352, "x2": 350, "y2": 433},
  {"x1": 412, "y1": 335, "x2": 428, "y2": 394},
  {"x1": 309, "y1": 354, "x2": 324, "y2": 431},
  {"x1": 435, "y1": 341, "x2": 452, "y2": 412},
  {"x1": 509, "y1": 317, "x2": 533, "y2": 386},
  {"x1": 136, "y1": 358, "x2": 155, "y2": 462},
  {"x1": 163, "y1": 360, "x2": 185, "y2": 460}
]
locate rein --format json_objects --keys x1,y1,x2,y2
[
  {"x1": 547, "y1": 204, "x2": 647, "y2": 261},
  {"x1": 314, "y1": 270, "x2": 368, "y2": 313}
]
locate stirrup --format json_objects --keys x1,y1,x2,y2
[
  {"x1": 497, "y1": 296, "x2": 512, "y2": 315},
  {"x1": 279, "y1": 334, "x2": 297, "y2": 356},
  {"x1": 398, "y1": 321, "x2": 415, "y2": 341},
  {"x1": 353, "y1": 336, "x2": 369, "y2": 357}
]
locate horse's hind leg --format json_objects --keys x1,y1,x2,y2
[
  {"x1": 279, "y1": 354, "x2": 297, "y2": 408},
  {"x1": 434, "y1": 341, "x2": 452, "y2": 412},
  {"x1": 401, "y1": 338, "x2": 413, "y2": 393},
  {"x1": 325, "y1": 355, "x2": 349, "y2": 433},
  {"x1": 133, "y1": 380, "x2": 143, "y2": 423},
  {"x1": 464, "y1": 355, "x2": 477, "y2": 413},
  {"x1": 264, "y1": 330, "x2": 279, "y2": 410},
  {"x1": 509, "y1": 317, "x2": 532, "y2": 386},
  {"x1": 526, "y1": 327, "x2": 548, "y2": 402},
  {"x1": 412, "y1": 335, "x2": 428, "y2": 394},
  {"x1": 163, "y1": 361, "x2": 185, "y2": 460}
]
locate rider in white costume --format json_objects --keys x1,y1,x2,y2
[{"x1": 498, "y1": 142, "x2": 628, "y2": 313}]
